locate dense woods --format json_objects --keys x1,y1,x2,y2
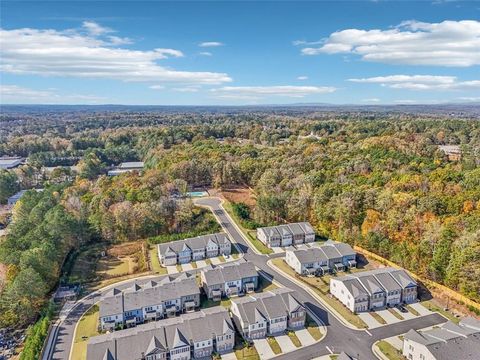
[{"x1": 1, "y1": 106, "x2": 479, "y2": 329}]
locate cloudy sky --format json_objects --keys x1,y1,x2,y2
[{"x1": 1, "y1": 1, "x2": 479, "y2": 105}]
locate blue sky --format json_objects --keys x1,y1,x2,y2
[{"x1": 1, "y1": 1, "x2": 479, "y2": 105}]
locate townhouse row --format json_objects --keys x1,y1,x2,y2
[
  {"x1": 99, "y1": 273, "x2": 200, "y2": 331},
  {"x1": 256, "y1": 222, "x2": 315, "y2": 248},
  {"x1": 201, "y1": 260, "x2": 259, "y2": 300},
  {"x1": 89, "y1": 307, "x2": 235, "y2": 360},
  {"x1": 285, "y1": 240, "x2": 357, "y2": 275},
  {"x1": 403, "y1": 317, "x2": 480, "y2": 360},
  {"x1": 330, "y1": 267, "x2": 418, "y2": 313},
  {"x1": 230, "y1": 288, "x2": 306, "y2": 340},
  {"x1": 158, "y1": 232, "x2": 231, "y2": 266}
]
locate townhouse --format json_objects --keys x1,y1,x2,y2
[
  {"x1": 88, "y1": 307, "x2": 236, "y2": 360},
  {"x1": 330, "y1": 267, "x2": 417, "y2": 313},
  {"x1": 256, "y1": 222, "x2": 315, "y2": 248},
  {"x1": 201, "y1": 260, "x2": 259, "y2": 300},
  {"x1": 158, "y1": 233, "x2": 232, "y2": 266},
  {"x1": 99, "y1": 273, "x2": 201, "y2": 331},
  {"x1": 403, "y1": 317, "x2": 480, "y2": 360},
  {"x1": 285, "y1": 240, "x2": 357, "y2": 275},
  {"x1": 230, "y1": 288, "x2": 306, "y2": 340}
]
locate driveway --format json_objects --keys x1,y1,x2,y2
[
  {"x1": 275, "y1": 334, "x2": 297, "y2": 353},
  {"x1": 272, "y1": 247, "x2": 285, "y2": 254},
  {"x1": 181, "y1": 263, "x2": 193, "y2": 271},
  {"x1": 295, "y1": 329, "x2": 316, "y2": 347},
  {"x1": 409, "y1": 303, "x2": 433, "y2": 316},
  {"x1": 210, "y1": 257, "x2": 222, "y2": 265},
  {"x1": 376, "y1": 309, "x2": 401, "y2": 324},
  {"x1": 166, "y1": 265, "x2": 178, "y2": 274},
  {"x1": 392, "y1": 307, "x2": 416, "y2": 320},
  {"x1": 253, "y1": 339, "x2": 276, "y2": 360},
  {"x1": 196, "y1": 260, "x2": 207, "y2": 269},
  {"x1": 221, "y1": 351, "x2": 237, "y2": 360},
  {"x1": 358, "y1": 313, "x2": 382, "y2": 329}
]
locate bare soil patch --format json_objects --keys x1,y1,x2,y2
[{"x1": 219, "y1": 186, "x2": 256, "y2": 207}]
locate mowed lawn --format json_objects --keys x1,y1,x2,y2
[
  {"x1": 71, "y1": 305, "x2": 100, "y2": 360},
  {"x1": 148, "y1": 245, "x2": 167, "y2": 274}
]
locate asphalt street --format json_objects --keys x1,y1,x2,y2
[{"x1": 45, "y1": 196, "x2": 446, "y2": 360}]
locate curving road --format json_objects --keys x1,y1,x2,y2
[{"x1": 45, "y1": 196, "x2": 446, "y2": 360}]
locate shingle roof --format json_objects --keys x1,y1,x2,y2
[
  {"x1": 158, "y1": 232, "x2": 230, "y2": 256},
  {"x1": 202, "y1": 261, "x2": 257, "y2": 286}
]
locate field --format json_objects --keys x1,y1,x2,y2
[
  {"x1": 68, "y1": 241, "x2": 148, "y2": 290},
  {"x1": 220, "y1": 186, "x2": 256, "y2": 207}
]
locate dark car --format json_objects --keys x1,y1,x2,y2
[{"x1": 396, "y1": 304, "x2": 408, "y2": 313}]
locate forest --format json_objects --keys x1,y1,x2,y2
[{"x1": 0, "y1": 107, "x2": 479, "y2": 329}]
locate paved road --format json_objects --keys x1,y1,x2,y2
[{"x1": 45, "y1": 196, "x2": 446, "y2": 360}]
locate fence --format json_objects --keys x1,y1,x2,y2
[{"x1": 354, "y1": 245, "x2": 480, "y2": 313}]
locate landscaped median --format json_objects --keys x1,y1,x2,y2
[
  {"x1": 71, "y1": 305, "x2": 100, "y2": 360},
  {"x1": 373, "y1": 340, "x2": 405, "y2": 360},
  {"x1": 269, "y1": 258, "x2": 368, "y2": 329}
]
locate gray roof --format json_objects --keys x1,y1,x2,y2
[
  {"x1": 99, "y1": 276, "x2": 199, "y2": 318},
  {"x1": 159, "y1": 233, "x2": 231, "y2": 256},
  {"x1": 119, "y1": 161, "x2": 144, "y2": 169},
  {"x1": 291, "y1": 247, "x2": 329, "y2": 264},
  {"x1": 370, "y1": 272, "x2": 401, "y2": 292},
  {"x1": 340, "y1": 278, "x2": 369, "y2": 299},
  {"x1": 298, "y1": 222, "x2": 315, "y2": 235},
  {"x1": 0, "y1": 157, "x2": 23, "y2": 169},
  {"x1": 355, "y1": 275, "x2": 385, "y2": 295},
  {"x1": 232, "y1": 288, "x2": 303, "y2": 325},
  {"x1": 258, "y1": 222, "x2": 315, "y2": 239},
  {"x1": 88, "y1": 307, "x2": 233, "y2": 360},
  {"x1": 404, "y1": 318, "x2": 480, "y2": 360},
  {"x1": 287, "y1": 223, "x2": 305, "y2": 236},
  {"x1": 277, "y1": 225, "x2": 293, "y2": 237},
  {"x1": 290, "y1": 240, "x2": 356, "y2": 264},
  {"x1": 385, "y1": 268, "x2": 417, "y2": 288},
  {"x1": 259, "y1": 226, "x2": 281, "y2": 238},
  {"x1": 202, "y1": 261, "x2": 258, "y2": 286}
]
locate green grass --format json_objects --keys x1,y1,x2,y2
[
  {"x1": 257, "y1": 275, "x2": 278, "y2": 292},
  {"x1": 376, "y1": 340, "x2": 406, "y2": 360},
  {"x1": 219, "y1": 256, "x2": 226, "y2": 263},
  {"x1": 148, "y1": 245, "x2": 167, "y2": 274},
  {"x1": 421, "y1": 301, "x2": 460, "y2": 323},
  {"x1": 388, "y1": 308, "x2": 404, "y2": 320},
  {"x1": 201, "y1": 296, "x2": 232, "y2": 309},
  {"x1": 271, "y1": 258, "x2": 368, "y2": 329},
  {"x1": 306, "y1": 314, "x2": 323, "y2": 340},
  {"x1": 97, "y1": 256, "x2": 130, "y2": 276},
  {"x1": 191, "y1": 261, "x2": 198, "y2": 269},
  {"x1": 370, "y1": 311, "x2": 387, "y2": 325},
  {"x1": 287, "y1": 331, "x2": 302, "y2": 347},
  {"x1": 71, "y1": 305, "x2": 100, "y2": 360},
  {"x1": 267, "y1": 337, "x2": 282, "y2": 355},
  {"x1": 234, "y1": 332, "x2": 260, "y2": 360},
  {"x1": 176, "y1": 264, "x2": 182, "y2": 272},
  {"x1": 406, "y1": 304, "x2": 420, "y2": 316}
]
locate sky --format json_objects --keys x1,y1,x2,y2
[{"x1": 1, "y1": 0, "x2": 479, "y2": 105}]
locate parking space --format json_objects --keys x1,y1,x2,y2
[
  {"x1": 376, "y1": 309, "x2": 401, "y2": 324},
  {"x1": 392, "y1": 306, "x2": 416, "y2": 320},
  {"x1": 166, "y1": 265, "x2": 178, "y2": 274},
  {"x1": 181, "y1": 263, "x2": 193, "y2": 271},
  {"x1": 210, "y1": 257, "x2": 222, "y2": 265},
  {"x1": 196, "y1": 260, "x2": 207, "y2": 269},
  {"x1": 295, "y1": 328, "x2": 316, "y2": 346},
  {"x1": 275, "y1": 334, "x2": 297, "y2": 353},
  {"x1": 272, "y1": 247, "x2": 285, "y2": 254},
  {"x1": 358, "y1": 313, "x2": 382, "y2": 329},
  {"x1": 253, "y1": 339, "x2": 275, "y2": 360},
  {"x1": 409, "y1": 302, "x2": 433, "y2": 316}
]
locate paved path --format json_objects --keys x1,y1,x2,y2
[
  {"x1": 166, "y1": 265, "x2": 178, "y2": 274},
  {"x1": 253, "y1": 339, "x2": 276, "y2": 360},
  {"x1": 181, "y1": 263, "x2": 193, "y2": 271},
  {"x1": 377, "y1": 309, "x2": 402, "y2": 324},
  {"x1": 358, "y1": 312, "x2": 382, "y2": 329},
  {"x1": 296, "y1": 328, "x2": 316, "y2": 347},
  {"x1": 220, "y1": 352, "x2": 237, "y2": 360},
  {"x1": 196, "y1": 260, "x2": 207, "y2": 268},
  {"x1": 276, "y1": 334, "x2": 297, "y2": 353},
  {"x1": 45, "y1": 196, "x2": 447, "y2": 360},
  {"x1": 409, "y1": 302, "x2": 433, "y2": 316}
]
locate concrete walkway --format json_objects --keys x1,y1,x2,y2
[
  {"x1": 376, "y1": 309, "x2": 401, "y2": 324},
  {"x1": 181, "y1": 263, "x2": 193, "y2": 271},
  {"x1": 196, "y1": 260, "x2": 207, "y2": 268},
  {"x1": 220, "y1": 351, "x2": 237, "y2": 360},
  {"x1": 166, "y1": 265, "x2": 178, "y2": 274},
  {"x1": 358, "y1": 313, "x2": 382, "y2": 329},
  {"x1": 210, "y1": 257, "x2": 222, "y2": 265},
  {"x1": 275, "y1": 334, "x2": 297, "y2": 353},
  {"x1": 296, "y1": 329, "x2": 316, "y2": 347},
  {"x1": 253, "y1": 339, "x2": 276, "y2": 360},
  {"x1": 409, "y1": 303, "x2": 433, "y2": 316},
  {"x1": 272, "y1": 247, "x2": 285, "y2": 254}
]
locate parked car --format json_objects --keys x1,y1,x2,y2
[{"x1": 396, "y1": 304, "x2": 408, "y2": 313}]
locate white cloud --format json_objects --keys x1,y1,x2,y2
[
  {"x1": 297, "y1": 76, "x2": 309, "y2": 80},
  {"x1": 348, "y1": 75, "x2": 480, "y2": 90},
  {"x1": 0, "y1": 24, "x2": 232, "y2": 85},
  {"x1": 0, "y1": 84, "x2": 106, "y2": 103},
  {"x1": 173, "y1": 86, "x2": 201, "y2": 92},
  {"x1": 82, "y1": 21, "x2": 113, "y2": 36},
  {"x1": 301, "y1": 20, "x2": 480, "y2": 66},
  {"x1": 198, "y1": 41, "x2": 224, "y2": 47},
  {"x1": 211, "y1": 85, "x2": 336, "y2": 98},
  {"x1": 362, "y1": 98, "x2": 381, "y2": 102},
  {"x1": 149, "y1": 85, "x2": 165, "y2": 90},
  {"x1": 457, "y1": 96, "x2": 480, "y2": 102},
  {"x1": 199, "y1": 51, "x2": 212, "y2": 56}
]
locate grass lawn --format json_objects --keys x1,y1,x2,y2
[
  {"x1": 234, "y1": 333, "x2": 260, "y2": 360},
  {"x1": 176, "y1": 264, "x2": 182, "y2": 272},
  {"x1": 71, "y1": 305, "x2": 100, "y2": 360},
  {"x1": 376, "y1": 340, "x2": 406, "y2": 360},
  {"x1": 267, "y1": 337, "x2": 282, "y2": 355},
  {"x1": 201, "y1": 296, "x2": 232, "y2": 309},
  {"x1": 219, "y1": 256, "x2": 226, "y2": 263},
  {"x1": 306, "y1": 314, "x2": 323, "y2": 340},
  {"x1": 405, "y1": 305, "x2": 420, "y2": 316},
  {"x1": 287, "y1": 331, "x2": 302, "y2": 347},
  {"x1": 148, "y1": 245, "x2": 167, "y2": 275},
  {"x1": 421, "y1": 301, "x2": 460, "y2": 323},
  {"x1": 257, "y1": 275, "x2": 278, "y2": 292},
  {"x1": 388, "y1": 308, "x2": 404, "y2": 320},
  {"x1": 271, "y1": 258, "x2": 368, "y2": 329},
  {"x1": 97, "y1": 256, "x2": 130, "y2": 277},
  {"x1": 370, "y1": 312, "x2": 387, "y2": 325}
]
